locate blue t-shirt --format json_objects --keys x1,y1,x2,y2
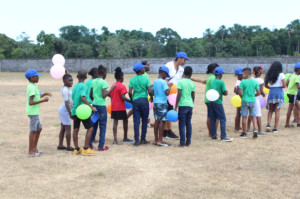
[{"x1": 153, "y1": 78, "x2": 169, "y2": 104}]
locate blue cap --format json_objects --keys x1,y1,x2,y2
[
  {"x1": 176, "y1": 52, "x2": 190, "y2": 61},
  {"x1": 295, "y1": 62, "x2": 300, "y2": 69},
  {"x1": 133, "y1": 62, "x2": 144, "y2": 72},
  {"x1": 159, "y1": 66, "x2": 170, "y2": 78},
  {"x1": 25, "y1": 69, "x2": 43, "y2": 79},
  {"x1": 234, "y1": 68, "x2": 243, "y2": 75},
  {"x1": 214, "y1": 67, "x2": 224, "y2": 75}
]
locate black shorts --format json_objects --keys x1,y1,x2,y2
[
  {"x1": 111, "y1": 111, "x2": 127, "y2": 120},
  {"x1": 287, "y1": 94, "x2": 296, "y2": 105},
  {"x1": 167, "y1": 101, "x2": 173, "y2": 111},
  {"x1": 73, "y1": 115, "x2": 93, "y2": 129}
]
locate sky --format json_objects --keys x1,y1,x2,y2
[{"x1": 1, "y1": 0, "x2": 299, "y2": 43}]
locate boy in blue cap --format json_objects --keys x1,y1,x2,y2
[
  {"x1": 234, "y1": 68, "x2": 243, "y2": 133},
  {"x1": 210, "y1": 67, "x2": 233, "y2": 142},
  {"x1": 129, "y1": 62, "x2": 153, "y2": 146},
  {"x1": 152, "y1": 66, "x2": 173, "y2": 146},
  {"x1": 25, "y1": 69, "x2": 52, "y2": 157}
]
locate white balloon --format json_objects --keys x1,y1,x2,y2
[
  {"x1": 148, "y1": 109, "x2": 153, "y2": 119},
  {"x1": 206, "y1": 89, "x2": 220, "y2": 101},
  {"x1": 52, "y1": 54, "x2": 65, "y2": 66}
]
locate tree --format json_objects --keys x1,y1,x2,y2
[
  {"x1": 59, "y1": 25, "x2": 90, "y2": 43},
  {"x1": 104, "y1": 35, "x2": 130, "y2": 58},
  {"x1": 204, "y1": 42, "x2": 213, "y2": 56},
  {"x1": 36, "y1": 31, "x2": 55, "y2": 58}
]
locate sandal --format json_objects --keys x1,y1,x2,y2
[
  {"x1": 112, "y1": 141, "x2": 119, "y2": 145},
  {"x1": 234, "y1": 129, "x2": 242, "y2": 133},
  {"x1": 27, "y1": 152, "x2": 40, "y2": 157},
  {"x1": 285, "y1": 124, "x2": 294, "y2": 128},
  {"x1": 147, "y1": 123, "x2": 154, "y2": 128},
  {"x1": 157, "y1": 143, "x2": 169, "y2": 146},
  {"x1": 297, "y1": 124, "x2": 300, "y2": 127},
  {"x1": 66, "y1": 147, "x2": 74, "y2": 151},
  {"x1": 57, "y1": 146, "x2": 66, "y2": 150}
]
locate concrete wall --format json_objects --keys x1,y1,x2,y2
[{"x1": 0, "y1": 57, "x2": 299, "y2": 73}]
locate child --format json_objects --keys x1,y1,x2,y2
[
  {"x1": 90, "y1": 65, "x2": 116, "y2": 151},
  {"x1": 210, "y1": 67, "x2": 232, "y2": 142},
  {"x1": 25, "y1": 69, "x2": 52, "y2": 157},
  {"x1": 129, "y1": 62, "x2": 153, "y2": 146},
  {"x1": 72, "y1": 69, "x2": 97, "y2": 155},
  {"x1": 234, "y1": 68, "x2": 243, "y2": 133},
  {"x1": 238, "y1": 68, "x2": 260, "y2": 138},
  {"x1": 142, "y1": 61, "x2": 154, "y2": 127},
  {"x1": 85, "y1": 68, "x2": 99, "y2": 146},
  {"x1": 265, "y1": 61, "x2": 286, "y2": 133},
  {"x1": 153, "y1": 66, "x2": 173, "y2": 146},
  {"x1": 110, "y1": 67, "x2": 134, "y2": 144},
  {"x1": 175, "y1": 66, "x2": 195, "y2": 147},
  {"x1": 285, "y1": 63, "x2": 300, "y2": 127},
  {"x1": 204, "y1": 63, "x2": 219, "y2": 137},
  {"x1": 58, "y1": 74, "x2": 74, "y2": 151}
]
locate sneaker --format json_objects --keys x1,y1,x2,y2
[
  {"x1": 123, "y1": 139, "x2": 134, "y2": 143},
  {"x1": 258, "y1": 131, "x2": 268, "y2": 136},
  {"x1": 211, "y1": 136, "x2": 220, "y2": 140},
  {"x1": 133, "y1": 142, "x2": 140, "y2": 147},
  {"x1": 98, "y1": 146, "x2": 109, "y2": 151},
  {"x1": 292, "y1": 119, "x2": 298, "y2": 123},
  {"x1": 272, "y1": 128, "x2": 278, "y2": 133},
  {"x1": 221, "y1": 137, "x2": 233, "y2": 142},
  {"x1": 266, "y1": 125, "x2": 271, "y2": 132},
  {"x1": 239, "y1": 133, "x2": 247, "y2": 138},
  {"x1": 140, "y1": 140, "x2": 150, "y2": 145},
  {"x1": 163, "y1": 142, "x2": 172, "y2": 146},
  {"x1": 73, "y1": 148, "x2": 82, "y2": 155},
  {"x1": 246, "y1": 130, "x2": 252, "y2": 134},
  {"x1": 157, "y1": 142, "x2": 169, "y2": 146},
  {"x1": 166, "y1": 131, "x2": 179, "y2": 140},
  {"x1": 81, "y1": 148, "x2": 96, "y2": 155},
  {"x1": 163, "y1": 130, "x2": 168, "y2": 138},
  {"x1": 253, "y1": 129, "x2": 258, "y2": 138}
]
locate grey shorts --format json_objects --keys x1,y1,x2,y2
[{"x1": 28, "y1": 115, "x2": 42, "y2": 131}]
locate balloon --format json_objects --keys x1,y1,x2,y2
[
  {"x1": 284, "y1": 92, "x2": 289, "y2": 103},
  {"x1": 148, "y1": 109, "x2": 153, "y2": 119},
  {"x1": 166, "y1": 110, "x2": 178, "y2": 122},
  {"x1": 264, "y1": 87, "x2": 270, "y2": 94},
  {"x1": 107, "y1": 104, "x2": 112, "y2": 114},
  {"x1": 52, "y1": 54, "x2": 65, "y2": 66},
  {"x1": 206, "y1": 89, "x2": 220, "y2": 101},
  {"x1": 76, "y1": 104, "x2": 92, "y2": 120},
  {"x1": 149, "y1": 101, "x2": 153, "y2": 110},
  {"x1": 125, "y1": 101, "x2": 132, "y2": 109},
  {"x1": 231, "y1": 95, "x2": 242, "y2": 107},
  {"x1": 39, "y1": 91, "x2": 42, "y2": 95},
  {"x1": 285, "y1": 73, "x2": 291, "y2": 81},
  {"x1": 170, "y1": 84, "x2": 178, "y2": 95},
  {"x1": 167, "y1": 94, "x2": 177, "y2": 106},
  {"x1": 50, "y1": 64, "x2": 65, "y2": 79},
  {"x1": 148, "y1": 95, "x2": 151, "y2": 101},
  {"x1": 258, "y1": 96, "x2": 266, "y2": 108}
]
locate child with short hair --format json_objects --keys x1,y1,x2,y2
[
  {"x1": 57, "y1": 74, "x2": 74, "y2": 151},
  {"x1": 142, "y1": 61, "x2": 154, "y2": 127},
  {"x1": 239, "y1": 68, "x2": 260, "y2": 139},
  {"x1": 285, "y1": 63, "x2": 300, "y2": 127},
  {"x1": 234, "y1": 68, "x2": 243, "y2": 133},
  {"x1": 25, "y1": 69, "x2": 52, "y2": 157},
  {"x1": 72, "y1": 69, "x2": 97, "y2": 155},
  {"x1": 153, "y1": 66, "x2": 173, "y2": 146},
  {"x1": 175, "y1": 66, "x2": 195, "y2": 147},
  {"x1": 110, "y1": 67, "x2": 134, "y2": 144},
  {"x1": 129, "y1": 62, "x2": 153, "y2": 146},
  {"x1": 90, "y1": 65, "x2": 116, "y2": 151}
]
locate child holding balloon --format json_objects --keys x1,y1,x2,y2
[
  {"x1": 233, "y1": 68, "x2": 243, "y2": 133},
  {"x1": 110, "y1": 67, "x2": 134, "y2": 144}
]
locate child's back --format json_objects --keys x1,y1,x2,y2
[
  {"x1": 129, "y1": 76, "x2": 151, "y2": 100},
  {"x1": 210, "y1": 79, "x2": 226, "y2": 104},
  {"x1": 91, "y1": 78, "x2": 108, "y2": 106},
  {"x1": 153, "y1": 78, "x2": 169, "y2": 103},
  {"x1": 110, "y1": 82, "x2": 127, "y2": 111},
  {"x1": 177, "y1": 78, "x2": 195, "y2": 107},
  {"x1": 239, "y1": 79, "x2": 259, "y2": 102},
  {"x1": 71, "y1": 82, "x2": 88, "y2": 115},
  {"x1": 287, "y1": 74, "x2": 299, "y2": 95}
]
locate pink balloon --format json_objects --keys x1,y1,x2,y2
[
  {"x1": 52, "y1": 54, "x2": 65, "y2": 66},
  {"x1": 149, "y1": 101, "x2": 153, "y2": 110},
  {"x1": 50, "y1": 64, "x2": 65, "y2": 79},
  {"x1": 167, "y1": 94, "x2": 177, "y2": 106}
]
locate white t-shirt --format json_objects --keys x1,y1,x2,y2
[
  {"x1": 252, "y1": 77, "x2": 264, "y2": 95},
  {"x1": 165, "y1": 61, "x2": 184, "y2": 85},
  {"x1": 61, "y1": 86, "x2": 73, "y2": 109},
  {"x1": 269, "y1": 73, "x2": 285, "y2": 87}
]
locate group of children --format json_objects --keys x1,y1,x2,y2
[{"x1": 25, "y1": 59, "x2": 300, "y2": 157}]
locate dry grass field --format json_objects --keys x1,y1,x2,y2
[{"x1": 1, "y1": 72, "x2": 300, "y2": 199}]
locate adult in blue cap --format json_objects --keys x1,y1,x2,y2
[{"x1": 164, "y1": 52, "x2": 205, "y2": 139}]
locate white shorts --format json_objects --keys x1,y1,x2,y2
[
  {"x1": 255, "y1": 98, "x2": 261, "y2": 117},
  {"x1": 58, "y1": 104, "x2": 71, "y2": 125}
]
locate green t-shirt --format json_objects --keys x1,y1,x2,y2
[
  {"x1": 129, "y1": 75, "x2": 151, "y2": 101},
  {"x1": 91, "y1": 78, "x2": 108, "y2": 106},
  {"x1": 239, "y1": 79, "x2": 259, "y2": 103},
  {"x1": 210, "y1": 79, "x2": 227, "y2": 104},
  {"x1": 204, "y1": 74, "x2": 215, "y2": 103},
  {"x1": 26, "y1": 82, "x2": 41, "y2": 115},
  {"x1": 142, "y1": 72, "x2": 149, "y2": 79},
  {"x1": 177, "y1": 78, "x2": 196, "y2": 107},
  {"x1": 71, "y1": 82, "x2": 88, "y2": 116},
  {"x1": 287, "y1": 74, "x2": 299, "y2": 95},
  {"x1": 85, "y1": 78, "x2": 95, "y2": 103}
]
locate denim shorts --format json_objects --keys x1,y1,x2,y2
[
  {"x1": 241, "y1": 102, "x2": 256, "y2": 117},
  {"x1": 28, "y1": 115, "x2": 42, "y2": 131},
  {"x1": 153, "y1": 103, "x2": 168, "y2": 121}
]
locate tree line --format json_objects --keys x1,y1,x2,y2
[{"x1": 1, "y1": 19, "x2": 300, "y2": 59}]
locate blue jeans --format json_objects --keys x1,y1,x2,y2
[
  {"x1": 132, "y1": 98, "x2": 149, "y2": 142},
  {"x1": 89, "y1": 105, "x2": 107, "y2": 148},
  {"x1": 210, "y1": 102, "x2": 227, "y2": 139},
  {"x1": 178, "y1": 106, "x2": 193, "y2": 146}
]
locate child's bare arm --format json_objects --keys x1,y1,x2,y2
[
  {"x1": 175, "y1": 89, "x2": 182, "y2": 111},
  {"x1": 286, "y1": 79, "x2": 290, "y2": 87},
  {"x1": 102, "y1": 84, "x2": 117, "y2": 98},
  {"x1": 64, "y1": 101, "x2": 72, "y2": 116},
  {"x1": 147, "y1": 86, "x2": 153, "y2": 102},
  {"x1": 264, "y1": 82, "x2": 270, "y2": 89},
  {"x1": 80, "y1": 96, "x2": 96, "y2": 112},
  {"x1": 238, "y1": 89, "x2": 243, "y2": 99},
  {"x1": 259, "y1": 84, "x2": 265, "y2": 97},
  {"x1": 191, "y1": 91, "x2": 195, "y2": 103},
  {"x1": 234, "y1": 87, "x2": 236, "y2": 94},
  {"x1": 90, "y1": 88, "x2": 94, "y2": 101},
  {"x1": 281, "y1": 79, "x2": 286, "y2": 88},
  {"x1": 29, "y1": 96, "x2": 48, "y2": 105},
  {"x1": 255, "y1": 89, "x2": 260, "y2": 97},
  {"x1": 223, "y1": 90, "x2": 228, "y2": 96},
  {"x1": 296, "y1": 83, "x2": 300, "y2": 90},
  {"x1": 122, "y1": 94, "x2": 132, "y2": 103},
  {"x1": 128, "y1": 87, "x2": 133, "y2": 102},
  {"x1": 41, "y1": 92, "x2": 52, "y2": 98}
]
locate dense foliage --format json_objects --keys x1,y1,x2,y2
[{"x1": 1, "y1": 20, "x2": 300, "y2": 59}]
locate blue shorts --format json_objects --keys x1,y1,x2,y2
[
  {"x1": 153, "y1": 103, "x2": 168, "y2": 121},
  {"x1": 205, "y1": 103, "x2": 211, "y2": 118},
  {"x1": 241, "y1": 102, "x2": 256, "y2": 117}
]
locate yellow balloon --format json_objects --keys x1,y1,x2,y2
[
  {"x1": 264, "y1": 87, "x2": 270, "y2": 94},
  {"x1": 231, "y1": 95, "x2": 242, "y2": 107},
  {"x1": 148, "y1": 95, "x2": 151, "y2": 101}
]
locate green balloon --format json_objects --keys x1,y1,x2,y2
[
  {"x1": 76, "y1": 104, "x2": 92, "y2": 120},
  {"x1": 285, "y1": 73, "x2": 291, "y2": 82},
  {"x1": 284, "y1": 92, "x2": 289, "y2": 103}
]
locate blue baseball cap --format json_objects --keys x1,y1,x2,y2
[
  {"x1": 25, "y1": 69, "x2": 43, "y2": 79},
  {"x1": 159, "y1": 66, "x2": 170, "y2": 78},
  {"x1": 176, "y1": 52, "x2": 190, "y2": 61},
  {"x1": 234, "y1": 68, "x2": 243, "y2": 75},
  {"x1": 214, "y1": 67, "x2": 224, "y2": 75},
  {"x1": 133, "y1": 62, "x2": 144, "y2": 72},
  {"x1": 295, "y1": 62, "x2": 300, "y2": 69}
]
